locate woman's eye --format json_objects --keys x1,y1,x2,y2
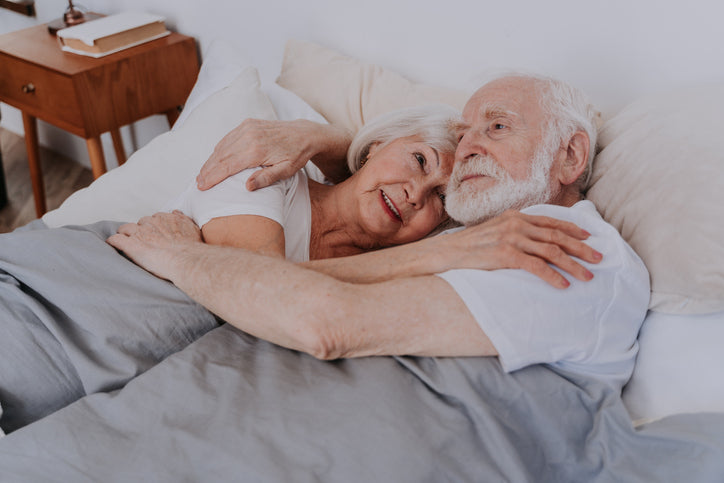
[
  {"x1": 415, "y1": 153, "x2": 426, "y2": 168},
  {"x1": 494, "y1": 123, "x2": 506, "y2": 130}
]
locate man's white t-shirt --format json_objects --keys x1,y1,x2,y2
[
  {"x1": 437, "y1": 200, "x2": 650, "y2": 390},
  {"x1": 166, "y1": 167, "x2": 312, "y2": 262}
]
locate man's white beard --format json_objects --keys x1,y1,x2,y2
[{"x1": 445, "y1": 145, "x2": 555, "y2": 226}]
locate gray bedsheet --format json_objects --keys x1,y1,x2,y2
[
  {"x1": 0, "y1": 221, "x2": 218, "y2": 432},
  {"x1": 1, "y1": 222, "x2": 724, "y2": 481}
]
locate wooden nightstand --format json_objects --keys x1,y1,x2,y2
[{"x1": 0, "y1": 23, "x2": 199, "y2": 216}]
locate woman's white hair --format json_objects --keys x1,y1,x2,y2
[{"x1": 346, "y1": 104, "x2": 461, "y2": 173}]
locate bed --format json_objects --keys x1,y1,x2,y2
[{"x1": 1, "y1": 2, "x2": 724, "y2": 481}]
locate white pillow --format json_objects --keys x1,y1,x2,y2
[
  {"x1": 172, "y1": 39, "x2": 254, "y2": 130},
  {"x1": 586, "y1": 84, "x2": 724, "y2": 314},
  {"x1": 175, "y1": 38, "x2": 327, "y2": 130},
  {"x1": 623, "y1": 310, "x2": 724, "y2": 425},
  {"x1": 276, "y1": 39, "x2": 469, "y2": 133},
  {"x1": 43, "y1": 67, "x2": 277, "y2": 227}
]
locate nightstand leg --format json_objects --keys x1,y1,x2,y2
[
  {"x1": 165, "y1": 107, "x2": 181, "y2": 129},
  {"x1": 86, "y1": 137, "x2": 107, "y2": 179},
  {"x1": 110, "y1": 129, "x2": 126, "y2": 166},
  {"x1": 21, "y1": 112, "x2": 46, "y2": 217}
]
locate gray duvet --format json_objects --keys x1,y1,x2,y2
[{"x1": 0, "y1": 222, "x2": 723, "y2": 482}]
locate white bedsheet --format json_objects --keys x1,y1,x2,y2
[{"x1": 623, "y1": 310, "x2": 724, "y2": 425}]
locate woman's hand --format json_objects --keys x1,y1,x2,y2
[
  {"x1": 107, "y1": 211, "x2": 203, "y2": 281},
  {"x1": 425, "y1": 210, "x2": 602, "y2": 288},
  {"x1": 196, "y1": 119, "x2": 352, "y2": 191}
]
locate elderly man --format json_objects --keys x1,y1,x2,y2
[{"x1": 108, "y1": 74, "x2": 649, "y2": 391}]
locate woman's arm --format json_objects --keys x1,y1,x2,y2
[
  {"x1": 196, "y1": 119, "x2": 353, "y2": 191},
  {"x1": 302, "y1": 211, "x2": 602, "y2": 289},
  {"x1": 202, "y1": 215, "x2": 285, "y2": 258}
]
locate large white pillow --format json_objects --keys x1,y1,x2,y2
[
  {"x1": 587, "y1": 84, "x2": 724, "y2": 315},
  {"x1": 276, "y1": 39, "x2": 469, "y2": 133},
  {"x1": 43, "y1": 67, "x2": 277, "y2": 227}
]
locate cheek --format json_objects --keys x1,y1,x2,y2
[{"x1": 404, "y1": 205, "x2": 445, "y2": 238}]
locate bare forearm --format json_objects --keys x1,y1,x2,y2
[
  {"x1": 307, "y1": 123, "x2": 354, "y2": 183},
  {"x1": 169, "y1": 244, "x2": 493, "y2": 359},
  {"x1": 162, "y1": 243, "x2": 339, "y2": 356},
  {"x1": 302, "y1": 236, "x2": 450, "y2": 283}
]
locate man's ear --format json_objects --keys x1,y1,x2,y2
[{"x1": 557, "y1": 131, "x2": 590, "y2": 186}]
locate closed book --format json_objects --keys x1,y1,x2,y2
[{"x1": 57, "y1": 12, "x2": 170, "y2": 58}]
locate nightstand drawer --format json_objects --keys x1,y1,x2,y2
[{"x1": 0, "y1": 55, "x2": 82, "y2": 129}]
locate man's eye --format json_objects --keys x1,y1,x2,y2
[
  {"x1": 438, "y1": 191, "x2": 446, "y2": 203},
  {"x1": 494, "y1": 123, "x2": 507, "y2": 130},
  {"x1": 415, "y1": 153, "x2": 426, "y2": 167}
]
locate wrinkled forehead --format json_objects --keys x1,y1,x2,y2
[{"x1": 462, "y1": 78, "x2": 544, "y2": 124}]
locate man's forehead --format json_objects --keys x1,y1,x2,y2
[
  {"x1": 463, "y1": 80, "x2": 541, "y2": 123},
  {"x1": 464, "y1": 101, "x2": 519, "y2": 122}
]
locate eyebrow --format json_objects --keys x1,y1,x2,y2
[
  {"x1": 449, "y1": 120, "x2": 470, "y2": 134},
  {"x1": 431, "y1": 147, "x2": 441, "y2": 167},
  {"x1": 480, "y1": 103, "x2": 518, "y2": 121}
]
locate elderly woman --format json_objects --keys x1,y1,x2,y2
[
  {"x1": 166, "y1": 104, "x2": 459, "y2": 262},
  {"x1": 0, "y1": 105, "x2": 458, "y2": 434}
]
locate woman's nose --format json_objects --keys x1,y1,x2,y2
[{"x1": 405, "y1": 178, "x2": 434, "y2": 209}]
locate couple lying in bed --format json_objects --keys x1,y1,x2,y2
[{"x1": 0, "y1": 73, "x2": 649, "y2": 435}]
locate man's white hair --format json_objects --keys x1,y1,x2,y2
[
  {"x1": 346, "y1": 104, "x2": 461, "y2": 173},
  {"x1": 525, "y1": 73, "x2": 599, "y2": 189},
  {"x1": 480, "y1": 72, "x2": 599, "y2": 188}
]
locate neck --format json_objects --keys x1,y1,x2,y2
[
  {"x1": 308, "y1": 179, "x2": 372, "y2": 260},
  {"x1": 549, "y1": 184, "x2": 584, "y2": 208}
]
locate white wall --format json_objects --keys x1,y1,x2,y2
[{"x1": 2, "y1": 0, "x2": 724, "y2": 168}]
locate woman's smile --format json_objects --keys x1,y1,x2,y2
[{"x1": 379, "y1": 190, "x2": 402, "y2": 223}]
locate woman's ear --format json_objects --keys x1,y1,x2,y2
[
  {"x1": 557, "y1": 131, "x2": 590, "y2": 186},
  {"x1": 361, "y1": 142, "x2": 381, "y2": 168}
]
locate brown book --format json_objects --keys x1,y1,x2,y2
[{"x1": 57, "y1": 12, "x2": 169, "y2": 58}]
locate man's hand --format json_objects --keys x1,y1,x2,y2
[
  {"x1": 425, "y1": 210, "x2": 602, "y2": 288},
  {"x1": 303, "y1": 210, "x2": 601, "y2": 288},
  {"x1": 196, "y1": 119, "x2": 351, "y2": 192},
  {"x1": 107, "y1": 211, "x2": 202, "y2": 281}
]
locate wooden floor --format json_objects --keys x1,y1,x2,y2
[{"x1": 0, "y1": 127, "x2": 94, "y2": 233}]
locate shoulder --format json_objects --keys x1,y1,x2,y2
[{"x1": 524, "y1": 201, "x2": 648, "y2": 281}]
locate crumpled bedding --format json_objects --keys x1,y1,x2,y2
[{"x1": 0, "y1": 222, "x2": 723, "y2": 481}]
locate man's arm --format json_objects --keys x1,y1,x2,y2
[
  {"x1": 107, "y1": 212, "x2": 495, "y2": 359},
  {"x1": 196, "y1": 119, "x2": 353, "y2": 191},
  {"x1": 304, "y1": 211, "x2": 602, "y2": 289}
]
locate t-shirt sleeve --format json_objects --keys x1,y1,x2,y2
[
  {"x1": 166, "y1": 168, "x2": 287, "y2": 228},
  {"x1": 437, "y1": 267, "x2": 599, "y2": 373},
  {"x1": 435, "y1": 202, "x2": 649, "y2": 386}
]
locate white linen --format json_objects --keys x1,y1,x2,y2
[
  {"x1": 623, "y1": 310, "x2": 724, "y2": 425},
  {"x1": 437, "y1": 201, "x2": 650, "y2": 390},
  {"x1": 174, "y1": 39, "x2": 327, "y2": 131},
  {"x1": 42, "y1": 67, "x2": 277, "y2": 228},
  {"x1": 587, "y1": 84, "x2": 724, "y2": 315},
  {"x1": 166, "y1": 168, "x2": 312, "y2": 262}
]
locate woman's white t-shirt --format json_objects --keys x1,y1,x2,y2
[{"x1": 166, "y1": 167, "x2": 311, "y2": 262}]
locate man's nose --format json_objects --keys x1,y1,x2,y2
[{"x1": 456, "y1": 131, "x2": 485, "y2": 163}]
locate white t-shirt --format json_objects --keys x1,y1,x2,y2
[
  {"x1": 166, "y1": 168, "x2": 312, "y2": 262},
  {"x1": 437, "y1": 200, "x2": 650, "y2": 390}
]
